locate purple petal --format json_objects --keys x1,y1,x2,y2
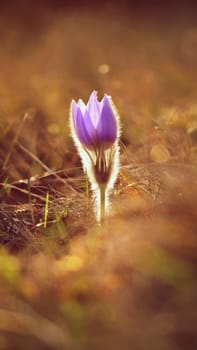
[
  {"x1": 87, "y1": 91, "x2": 101, "y2": 128},
  {"x1": 77, "y1": 99, "x2": 86, "y2": 115},
  {"x1": 73, "y1": 108, "x2": 92, "y2": 146},
  {"x1": 71, "y1": 100, "x2": 79, "y2": 120},
  {"x1": 97, "y1": 96, "x2": 117, "y2": 143},
  {"x1": 83, "y1": 110, "x2": 97, "y2": 141}
]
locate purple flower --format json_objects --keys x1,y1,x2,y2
[
  {"x1": 71, "y1": 91, "x2": 117, "y2": 149},
  {"x1": 69, "y1": 90, "x2": 121, "y2": 222}
]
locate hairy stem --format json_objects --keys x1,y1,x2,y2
[{"x1": 99, "y1": 185, "x2": 106, "y2": 224}]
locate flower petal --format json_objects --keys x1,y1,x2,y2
[
  {"x1": 87, "y1": 91, "x2": 101, "y2": 128},
  {"x1": 71, "y1": 100, "x2": 79, "y2": 121},
  {"x1": 74, "y1": 108, "x2": 92, "y2": 146},
  {"x1": 83, "y1": 110, "x2": 97, "y2": 141},
  {"x1": 77, "y1": 99, "x2": 86, "y2": 115},
  {"x1": 97, "y1": 96, "x2": 117, "y2": 143}
]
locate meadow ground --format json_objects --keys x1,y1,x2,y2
[{"x1": 0, "y1": 1, "x2": 197, "y2": 349}]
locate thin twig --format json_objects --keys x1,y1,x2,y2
[
  {"x1": 3, "y1": 112, "x2": 29, "y2": 169},
  {"x1": 43, "y1": 191, "x2": 49, "y2": 229},
  {"x1": 17, "y1": 142, "x2": 77, "y2": 193},
  {"x1": 0, "y1": 183, "x2": 50, "y2": 202}
]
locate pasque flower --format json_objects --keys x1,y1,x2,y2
[
  {"x1": 70, "y1": 91, "x2": 120, "y2": 223},
  {"x1": 71, "y1": 91, "x2": 117, "y2": 149}
]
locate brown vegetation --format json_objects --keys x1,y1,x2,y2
[{"x1": 0, "y1": 2, "x2": 197, "y2": 349}]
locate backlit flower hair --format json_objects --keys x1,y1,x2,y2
[{"x1": 70, "y1": 91, "x2": 120, "y2": 223}]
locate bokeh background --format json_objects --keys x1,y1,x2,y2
[
  {"x1": 0, "y1": 0, "x2": 197, "y2": 178},
  {"x1": 0, "y1": 1, "x2": 197, "y2": 350}
]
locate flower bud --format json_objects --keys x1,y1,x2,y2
[{"x1": 70, "y1": 91, "x2": 120, "y2": 222}]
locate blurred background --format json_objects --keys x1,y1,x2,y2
[
  {"x1": 0, "y1": 1, "x2": 197, "y2": 350},
  {"x1": 0, "y1": 0, "x2": 197, "y2": 179}
]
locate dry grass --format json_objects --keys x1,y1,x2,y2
[{"x1": 0, "y1": 2, "x2": 197, "y2": 350}]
